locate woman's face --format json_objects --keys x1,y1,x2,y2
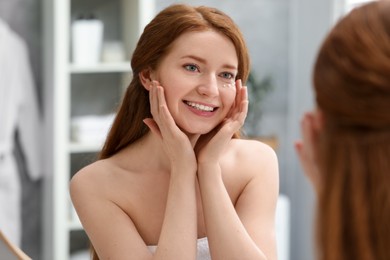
[{"x1": 151, "y1": 30, "x2": 238, "y2": 135}]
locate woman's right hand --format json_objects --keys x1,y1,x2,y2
[
  {"x1": 143, "y1": 81, "x2": 197, "y2": 171},
  {"x1": 140, "y1": 81, "x2": 199, "y2": 259}
]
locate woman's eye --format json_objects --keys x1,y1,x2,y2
[
  {"x1": 220, "y1": 72, "x2": 234, "y2": 80},
  {"x1": 184, "y1": 64, "x2": 199, "y2": 72}
]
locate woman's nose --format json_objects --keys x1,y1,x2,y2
[{"x1": 196, "y1": 75, "x2": 219, "y2": 97}]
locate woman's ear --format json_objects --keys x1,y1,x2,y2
[{"x1": 139, "y1": 69, "x2": 154, "y2": 91}]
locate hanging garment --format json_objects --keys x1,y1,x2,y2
[{"x1": 0, "y1": 18, "x2": 42, "y2": 247}]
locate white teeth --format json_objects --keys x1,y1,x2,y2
[{"x1": 186, "y1": 101, "x2": 215, "y2": 112}]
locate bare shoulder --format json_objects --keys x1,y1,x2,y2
[
  {"x1": 69, "y1": 158, "x2": 153, "y2": 258},
  {"x1": 221, "y1": 138, "x2": 279, "y2": 201},
  {"x1": 69, "y1": 158, "x2": 126, "y2": 210},
  {"x1": 226, "y1": 138, "x2": 278, "y2": 175},
  {"x1": 70, "y1": 159, "x2": 112, "y2": 196}
]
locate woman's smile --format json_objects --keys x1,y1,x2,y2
[{"x1": 183, "y1": 100, "x2": 219, "y2": 117}]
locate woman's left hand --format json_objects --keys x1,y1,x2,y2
[
  {"x1": 195, "y1": 79, "x2": 248, "y2": 164},
  {"x1": 295, "y1": 111, "x2": 322, "y2": 192}
]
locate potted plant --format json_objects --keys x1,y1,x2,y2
[{"x1": 243, "y1": 72, "x2": 277, "y2": 148}]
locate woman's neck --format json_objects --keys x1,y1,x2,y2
[{"x1": 118, "y1": 131, "x2": 200, "y2": 173}]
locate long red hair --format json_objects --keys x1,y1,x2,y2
[
  {"x1": 91, "y1": 4, "x2": 250, "y2": 259},
  {"x1": 313, "y1": 1, "x2": 390, "y2": 260}
]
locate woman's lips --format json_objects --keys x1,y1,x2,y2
[{"x1": 183, "y1": 100, "x2": 219, "y2": 117}]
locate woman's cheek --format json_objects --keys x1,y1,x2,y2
[
  {"x1": 221, "y1": 90, "x2": 236, "y2": 116},
  {"x1": 227, "y1": 88, "x2": 237, "y2": 107}
]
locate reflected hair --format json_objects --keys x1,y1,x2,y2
[{"x1": 313, "y1": 1, "x2": 390, "y2": 260}]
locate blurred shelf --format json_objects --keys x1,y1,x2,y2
[
  {"x1": 44, "y1": 0, "x2": 155, "y2": 259},
  {"x1": 69, "y1": 142, "x2": 102, "y2": 153},
  {"x1": 69, "y1": 62, "x2": 132, "y2": 74}
]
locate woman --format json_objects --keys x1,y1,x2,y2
[
  {"x1": 295, "y1": 1, "x2": 390, "y2": 260},
  {"x1": 70, "y1": 4, "x2": 279, "y2": 260}
]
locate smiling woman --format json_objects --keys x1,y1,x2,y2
[{"x1": 70, "y1": 4, "x2": 279, "y2": 260}]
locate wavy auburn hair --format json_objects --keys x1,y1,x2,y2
[
  {"x1": 313, "y1": 1, "x2": 390, "y2": 260},
  {"x1": 91, "y1": 4, "x2": 249, "y2": 259}
]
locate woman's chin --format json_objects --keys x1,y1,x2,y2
[{"x1": 180, "y1": 125, "x2": 216, "y2": 136}]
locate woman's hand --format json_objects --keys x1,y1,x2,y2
[
  {"x1": 295, "y1": 111, "x2": 322, "y2": 192},
  {"x1": 195, "y1": 79, "x2": 248, "y2": 165},
  {"x1": 143, "y1": 81, "x2": 197, "y2": 170}
]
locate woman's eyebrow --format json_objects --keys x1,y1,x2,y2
[
  {"x1": 180, "y1": 55, "x2": 237, "y2": 70},
  {"x1": 180, "y1": 55, "x2": 207, "y2": 64}
]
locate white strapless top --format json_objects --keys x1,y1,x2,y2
[{"x1": 147, "y1": 237, "x2": 211, "y2": 260}]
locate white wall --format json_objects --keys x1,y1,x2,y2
[{"x1": 286, "y1": 0, "x2": 334, "y2": 259}]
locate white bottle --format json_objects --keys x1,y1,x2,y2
[
  {"x1": 102, "y1": 41, "x2": 126, "y2": 62},
  {"x1": 71, "y1": 15, "x2": 103, "y2": 65}
]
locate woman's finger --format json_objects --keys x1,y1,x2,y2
[
  {"x1": 239, "y1": 86, "x2": 248, "y2": 116},
  {"x1": 149, "y1": 81, "x2": 160, "y2": 121},
  {"x1": 153, "y1": 81, "x2": 185, "y2": 141},
  {"x1": 143, "y1": 118, "x2": 162, "y2": 139},
  {"x1": 296, "y1": 112, "x2": 321, "y2": 190},
  {"x1": 235, "y1": 79, "x2": 242, "y2": 110},
  {"x1": 231, "y1": 85, "x2": 248, "y2": 123}
]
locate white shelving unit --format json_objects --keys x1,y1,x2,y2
[
  {"x1": 69, "y1": 62, "x2": 132, "y2": 73},
  {"x1": 42, "y1": 0, "x2": 155, "y2": 259}
]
